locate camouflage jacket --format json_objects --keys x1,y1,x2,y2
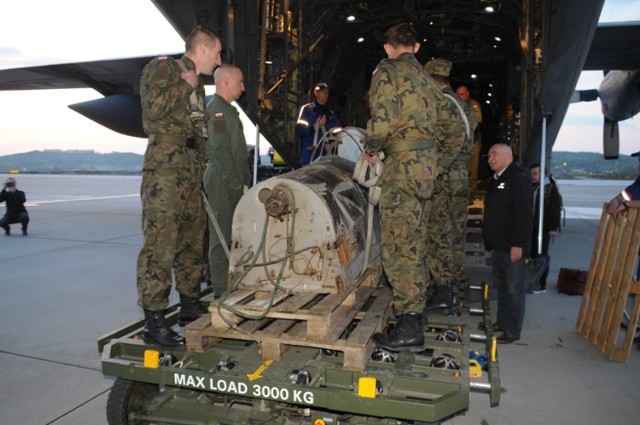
[
  {"x1": 434, "y1": 87, "x2": 467, "y2": 175},
  {"x1": 365, "y1": 53, "x2": 442, "y2": 183},
  {"x1": 365, "y1": 52, "x2": 441, "y2": 156},
  {"x1": 139, "y1": 55, "x2": 207, "y2": 169},
  {"x1": 456, "y1": 89, "x2": 479, "y2": 172}
]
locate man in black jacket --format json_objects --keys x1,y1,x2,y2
[
  {"x1": 482, "y1": 144, "x2": 533, "y2": 343},
  {"x1": 529, "y1": 164, "x2": 562, "y2": 293},
  {"x1": 0, "y1": 178, "x2": 29, "y2": 236}
]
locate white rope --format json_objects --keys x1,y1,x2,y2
[
  {"x1": 309, "y1": 126, "x2": 328, "y2": 163},
  {"x1": 444, "y1": 92, "x2": 471, "y2": 140},
  {"x1": 353, "y1": 151, "x2": 383, "y2": 205},
  {"x1": 353, "y1": 151, "x2": 384, "y2": 275}
]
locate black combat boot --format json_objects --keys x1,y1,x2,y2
[
  {"x1": 425, "y1": 285, "x2": 454, "y2": 311},
  {"x1": 372, "y1": 312, "x2": 425, "y2": 352},
  {"x1": 143, "y1": 310, "x2": 185, "y2": 347},
  {"x1": 178, "y1": 294, "x2": 208, "y2": 326}
]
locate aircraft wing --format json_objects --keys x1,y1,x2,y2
[
  {"x1": 0, "y1": 55, "x2": 172, "y2": 95},
  {"x1": 564, "y1": 21, "x2": 640, "y2": 159},
  {"x1": 0, "y1": 55, "x2": 180, "y2": 138},
  {"x1": 584, "y1": 21, "x2": 640, "y2": 70}
]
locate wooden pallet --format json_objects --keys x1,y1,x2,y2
[
  {"x1": 186, "y1": 286, "x2": 392, "y2": 371},
  {"x1": 576, "y1": 204, "x2": 640, "y2": 362},
  {"x1": 209, "y1": 269, "x2": 379, "y2": 340}
]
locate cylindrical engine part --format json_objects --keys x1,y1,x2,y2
[{"x1": 228, "y1": 157, "x2": 380, "y2": 294}]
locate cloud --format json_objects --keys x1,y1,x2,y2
[{"x1": 601, "y1": 0, "x2": 640, "y2": 22}]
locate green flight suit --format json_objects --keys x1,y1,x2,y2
[
  {"x1": 137, "y1": 55, "x2": 208, "y2": 311},
  {"x1": 204, "y1": 94, "x2": 251, "y2": 294},
  {"x1": 365, "y1": 52, "x2": 440, "y2": 315}
]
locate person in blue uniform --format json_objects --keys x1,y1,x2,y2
[
  {"x1": 608, "y1": 150, "x2": 640, "y2": 216},
  {"x1": 295, "y1": 82, "x2": 340, "y2": 165}
]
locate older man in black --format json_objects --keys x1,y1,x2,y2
[{"x1": 482, "y1": 144, "x2": 533, "y2": 344}]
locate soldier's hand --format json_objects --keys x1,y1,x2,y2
[
  {"x1": 181, "y1": 70, "x2": 199, "y2": 89},
  {"x1": 362, "y1": 152, "x2": 379, "y2": 165}
]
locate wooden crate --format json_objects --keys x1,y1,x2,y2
[
  {"x1": 186, "y1": 286, "x2": 392, "y2": 371},
  {"x1": 576, "y1": 204, "x2": 640, "y2": 362}
]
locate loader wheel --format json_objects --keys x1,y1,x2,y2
[{"x1": 106, "y1": 378, "x2": 157, "y2": 425}]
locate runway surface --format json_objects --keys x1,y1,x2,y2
[{"x1": 0, "y1": 174, "x2": 638, "y2": 425}]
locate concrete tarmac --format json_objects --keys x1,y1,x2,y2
[{"x1": 0, "y1": 174, "x2": 638, "y2": 425}]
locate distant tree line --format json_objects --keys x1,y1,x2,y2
[
  {"x1": 0, "y1": 149, "x2": 638, "y2": 178},
  {"x1": 550, "y1": 151, "x2": 639, "y2": 179},
  {"x1": 0, "y1": 150, "x2": 143, "y2": 174}
]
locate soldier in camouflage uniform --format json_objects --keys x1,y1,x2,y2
[
  {"x1": 456, "y1": 84, "x2": 484, "y2": 191},
  {"x1": 449, "y1": 78, "x2": 479, "y2": 294},
  {"x1": 424, "y1": 59, "x2": 477, "y2": 311},
  {"x1": 204, "y1": 64, "x2": 251, "y2": 296},
  {"x1": 364, "y1": 22, "x2": 442, "y2": 352},
  {"x1": 137, "y1": 26, "x2": 222, "y2": 347}
]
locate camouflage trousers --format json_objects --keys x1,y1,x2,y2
[
  {"x1": 137, "y1": 163, "x2": 206, "y2": 311},
  {"x1": 449, "y1": 175, "x2": 471, "y2": 286},
  {"x1": 380, "y1": 177, "x2": 435, "y2": 314},
  {"x1": 427, "y1": 176, "x2": 453, "y2": 288},
  {"x1": 427, "y1": 173, "x2": 470, "y2": 288}
]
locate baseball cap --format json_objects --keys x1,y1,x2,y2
[
  {"x1": 425, "y1": 58, "x2": 452, "y2": 77},
  {"x1": 314, "y1": 82, "x2": 330, "y2": 92}
]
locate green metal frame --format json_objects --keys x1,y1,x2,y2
[{"x1": 99, "y1": 283, "x2": 500, "y2": 424}]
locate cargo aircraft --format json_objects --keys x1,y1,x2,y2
[{"x1": 0, "y1": 0, "x2": 639, "y2": 171}]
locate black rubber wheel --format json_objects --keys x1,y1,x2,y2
[{"x1": 106, "y1": 378, "x2": 158, "y2": 425}]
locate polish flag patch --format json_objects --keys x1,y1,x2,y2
[{"x1": 215, "y1": 113, "x2": 224, "y2": 119}]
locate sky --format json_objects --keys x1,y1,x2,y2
[{"x1": 0, "y1": 0, "x2": 639, "y2": 157}]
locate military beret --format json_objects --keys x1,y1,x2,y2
[{"x1": 425, "y1": 58, "x2": 452, "y2": 77}]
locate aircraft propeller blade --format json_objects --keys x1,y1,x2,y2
[{"x1": 603, "y1": 117, "x2": 620, "y2": 159}]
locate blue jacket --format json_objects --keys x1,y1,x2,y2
[
  {"x1": 295, "y1": 100, "x2": 340, "y2": 165},
  {"x1": 624, "y1": 175, "x2": 640, "y2": 200}
]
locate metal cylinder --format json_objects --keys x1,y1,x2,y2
[{"x1": 229, "y1": 157, "x2": 381, "y2": 294}]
